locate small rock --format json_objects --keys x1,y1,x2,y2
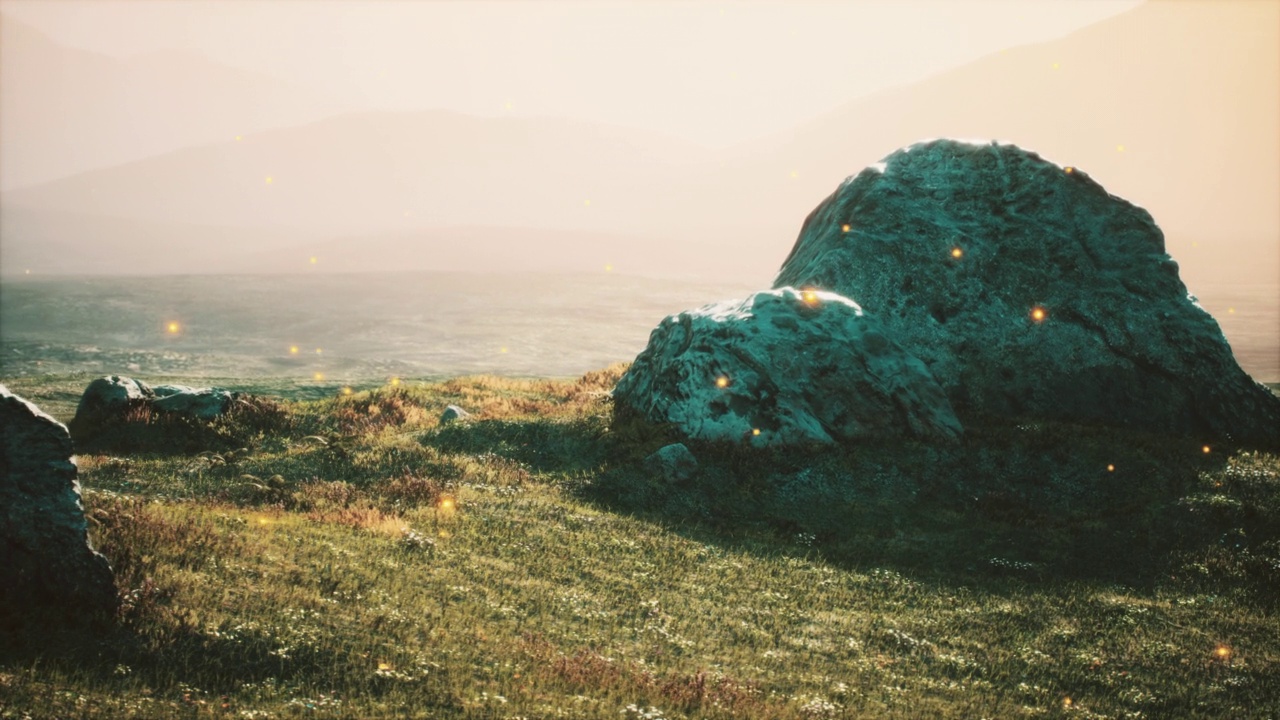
[
  {"x1": 74, "y1": 375, "x2": 153, "y2": 422},
  {"x1": 644, "y1": 443, "x2": 698, "y2": 483},
  {"x1": 440, "y1": 405, "x2": 471, "y2": 424},
  {"x1": 151, "y1": 385, "x2": 233, "y2": 420}
]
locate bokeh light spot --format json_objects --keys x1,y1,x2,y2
[
  {"x1": 166, "y1": 322, "x2": 180, "y2": 334},
  {"x1": 951, "y1": 247, "x2": 963, "y2": 258},
  {"x1": 1030, "y1": 306, "x2": 1047, "y2": 322},
  {"x1": 289, "y1": 345, "x2": 299, "y2": 355},
  {"x1": 716, "y1": 376, "x2": 730, "y2": 389}
]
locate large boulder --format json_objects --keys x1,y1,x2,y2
[
  {"x1": 1, "y1": 385, "x2": 117, "y2": 621},
  {"x1": 774, "y1": 139, "x2": 1280, "y2": 446},
  {"x1": 613, "y1": 287, "x2": 962, "y2": 445}
]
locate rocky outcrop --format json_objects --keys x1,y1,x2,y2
[
  {"x1": 774, "y1": 139, "x2": 1280, "y2": 446},
  {"x1": 1, "y1": 385, "x2": 117, "y2": 620},
  {"x1": 73, "y1": 376, "x2": 233, "y2": 426},
  {"x1": 613, "y1": 288, "x2": 962, "y2": 445}
]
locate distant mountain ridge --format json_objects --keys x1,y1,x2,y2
[
  {"x1": 2, "y1": 0, "x2": 1276, "y2": 289},
  {"x1": 0, "y1": 13, "x2": 353, "y2": 190}
]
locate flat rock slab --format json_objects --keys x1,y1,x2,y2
[
  {"x1": 613, "y1": 287, "x2": 962, "y2": 446},
  {"x1": 151, "y1": 385, "x2": 233, "y2": 420},
  {"x1": 774, "y1": 138, "x2": 1280, "y2": 446},
  {"x1": 1, "y1": 384, "x2": 117, "y2": 618}
]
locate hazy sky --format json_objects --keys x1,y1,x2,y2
[{"x1": 2, "y1": 0, "x2": 1143, "y2": 148}]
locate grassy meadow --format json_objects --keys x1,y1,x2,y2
[{"x1": 1, "y1": 368, "x2": 1279, "y2": 719}]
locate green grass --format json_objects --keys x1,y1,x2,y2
[{"x1": 2, "y1": 368, "x2": 1278, "y2": 718}]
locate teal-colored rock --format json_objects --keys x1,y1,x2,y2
[
  {"x1": 151, "y1": 385, "x2": 233, "y2": 420},
  {"x1": 774, "y1": 139, "x2": 1280, "y2": 447},
  {"x1": 1, "y1": 384, "x2": 118, "y2": 619},
  {"x1": 614, "y1": 287, "x2": 962, "y2": 445}
]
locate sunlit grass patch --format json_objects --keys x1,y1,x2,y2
[{"x1": 1, "y1": 369, "x2": 1278, "y2": 718}]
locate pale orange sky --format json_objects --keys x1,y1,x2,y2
[{"x1": 1, "y1": 0, "x2": 1143, "y2": 149}]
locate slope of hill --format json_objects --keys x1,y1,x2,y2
[
  {"x1": 0, "y1": 14, "x2": 352, "y2": 190},
  {"x1": 2, "y1": 1, "x2": 1274, "y2": 288},
  {"x1": 712, "y1": 0, "x2": 1279, "y2": 286}
]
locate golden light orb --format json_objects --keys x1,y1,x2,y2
[
  {"x1": 801, "y1": 289, "x2": 820, "y2": 305},
  {"x1": 235, "y1": 135, "x2": 242, "y2": 141},
  {"x1": 1228, "y1": 307, "x2": 1235, "y2": 314},
  {"x1": 315, "y1": 348, "x2": 323, "y2": 355},
  {"x1": 1030, "y1": 306, "x2": 1047, "y2": 322},
  {"x1": 1116, "y1": 145, "x2": 1125, "y2": 153},
  {"x1": 1062, "y1": 697, "x2": 1072, "y2": 708},
  {"x1": 752, "y1": 428, "x2": 761, "y2": 436},
  {"x1": 500, "y1": 347, "x2": 509, "y2": 354},
  {"x1": 841, "y1": 223, "x2": 851, "y2": 233},
  {"x1": 1107, "y1": 464, "x2": 1115, "y2": 472},
  {"x1": 605, "y1": 264, "x2": 613, "y2": 272},
  {"x1": 289, "y1": 345, "x2": 299, "y2": 355},
  {"x1": 715, "y1": 376, "x2": 730, "y2": 389},
  {"x1": 265, "y1": 176, "x2": 273, "y2": 184},
  {"x1": 342, "y1": 387, "x2": 353, "y2": 396},
  {"x1": 440, "y1": 497, "x2": 455, "y2": 510},
  {"x1": 583, "y1": 199, "x2": 591, "y2": 207},
  {"x1": 166, "y1": 322, "x2": 180, "y2": 334},
  {"x1": 390, "y1": 377, "x2": 400, "y2": 386},
  {"x1": 1052, "y1": 62, "x2": 1060, "y2": 70},
  {"x1": 310, "y1": 256, "x2": 318, "y2": 264},
  {"x1": 313, "y1": 372, "x2": 325, "y2": 381},
  {"x1": 1202, "y1": 445, "x2": 1211, "y2": 454},
  {"x1": 377, "y1": 661, "x2": 391, "y2": 671},
  {"x1": 1064, "y1": 166, "x2": 1074, "y2": 174},
  {"x1": 1215, "y1": 645, "x2": 1231, "y2": 660},
  {"x1": 951, "y1": 247, "x2": 963, "y2": 259}
]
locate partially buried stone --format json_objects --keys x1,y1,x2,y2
[
  {"x1": 774, "y1": 138, "x2": 1280, "y2": 447},
  {"x1": 644, "y1": 443, "x2": 698, "y2": 483},
  {"x1": 613, "y1": 287, "x2": 962, "y2": 445},
  {"x1": 1, "y1": 384, "x2": 118, "y2": 622},
  {"x1": 151, "y1": 385, "x2": 234, "y2": 420},
  {"x1": 440, "y1": 405, "x2": 471, "y2": 424}
]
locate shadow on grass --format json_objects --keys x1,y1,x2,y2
[
  {"x1": 427, "y1": 412, "x2": 1280, "y2": 603},
  {"x1": 0, "y1": 616, "x2": 462, "y2": 714}
]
